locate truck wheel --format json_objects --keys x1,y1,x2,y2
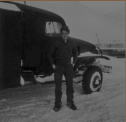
[{"x1": 82, "y1": 66, "x2": 103, "y2": 94}]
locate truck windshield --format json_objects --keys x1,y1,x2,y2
[{"x1": 45, "y1": 21, "x2": 62, "y2": 37}]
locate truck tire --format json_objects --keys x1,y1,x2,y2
[{"x1": 82, "y1": 66, "x2": 103, "y2": 94}]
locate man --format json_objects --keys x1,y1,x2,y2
[{"x1": 47, "y1": 26, "x2": 78, "y2": 112}]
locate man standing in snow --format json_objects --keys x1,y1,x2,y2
[{"x1": 47, "y1": 26, "x2": 78, "y2": 112}]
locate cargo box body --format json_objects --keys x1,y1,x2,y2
[{"x1": 0, "y1": 6, "x2": 22, "y2": 89}]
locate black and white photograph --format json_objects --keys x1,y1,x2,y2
[{"x1": 0, "y1": 1, "x2": 125, "y2": 122}]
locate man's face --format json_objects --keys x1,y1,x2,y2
[{"x1": 61, "y1": 30, "x2": 69, "y2": 41}]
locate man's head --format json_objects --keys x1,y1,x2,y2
[{"x1": 61, "y1": 26, "x2": 70, "y2": 41}]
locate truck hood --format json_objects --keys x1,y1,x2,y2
[{"x1": 70, "y1": 37, "x2": 98, "y2": 54}]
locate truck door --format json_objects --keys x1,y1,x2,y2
[{"x1": 40, "y1": 20, "x2": 63, "y2": 75}]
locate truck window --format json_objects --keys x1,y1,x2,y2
[{"x1": 45, "y1": 21, "x2": 62, "y2": 37}]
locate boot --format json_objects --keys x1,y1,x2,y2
[
  {"x1": 67, "y1": 102, "x2": 77, "y2": 110},
  {"x1": 53, "y1": 103, "x2": 62, "y2": 112}
]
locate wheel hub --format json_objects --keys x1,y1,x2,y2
[
  {"x1": 90, "y1": 72, "x2": 101, "y2": 91},
  {"x1": 95, "y1": 78, "x2": 100, "y2": 85}
]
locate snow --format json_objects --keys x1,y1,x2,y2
[{"x1": 0, "y1": 57, "x2": 125, "y2": 122}]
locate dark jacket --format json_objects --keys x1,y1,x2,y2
[{"x1": 47, "y1": 37, "x2": 78, "y2": 66}]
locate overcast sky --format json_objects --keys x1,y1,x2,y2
[
  {"x1": 15, "y1": 1, "x2": 125, "y2": 15},
  {"x1": 79, "y1": 1, "x2": 125, "y2": 14},
  {"x1": 12, "y1": 1, "x2": 125, "y2": 43}
]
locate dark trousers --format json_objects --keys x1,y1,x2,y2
[{"x1": 54, "y1": 64, "x2": 74, "y2": 105}]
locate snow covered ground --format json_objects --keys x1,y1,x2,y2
[{"x1": 0, "y1": 57, "x2": 125, "y2": 122}]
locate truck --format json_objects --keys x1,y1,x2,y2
[{"x1": 0, "y1": 1, "x2": 112, "y2": 94}]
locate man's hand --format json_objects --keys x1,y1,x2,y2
[
  {"x1": 52, "y1": 64, "x2": 56, "y2": 70},
  {"x1": 72, "y1": 63, "x2": 75, "y2": 67}
]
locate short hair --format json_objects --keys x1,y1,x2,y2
[{"x1": 60, "y1": 26, "x2": 70, "y2": 33}]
